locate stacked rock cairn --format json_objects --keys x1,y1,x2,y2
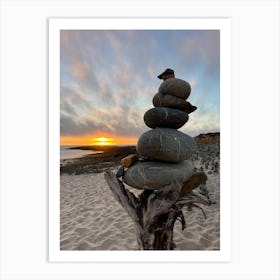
[
  {"x1": 119, "y1": 77, "x2": 200, "y2": 192},
  {"x1": 107, "y1": 75, "x2": 211, "y2": 250}
]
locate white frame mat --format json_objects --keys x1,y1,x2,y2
[{"x1": 49, "y1": 18, "x2": 231, "y2": 262}]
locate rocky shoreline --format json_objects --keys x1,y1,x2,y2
[
  {"x1": 60, "y1": 145, "x2": 136, "y2": 175},
  {"x1": 60, "y1": 133, "x2": 220, "y2": 176}
]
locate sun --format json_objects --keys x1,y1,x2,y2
[{"x1": 92, "y1": 137, "x2": 114, "y2": 146}]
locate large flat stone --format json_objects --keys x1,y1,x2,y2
[
  {"x1": 122, "y1": 160, "x2": 194, "y2": 190},
  {"x1": 144, "y1": 107, "x2": 189, "y2": 129},
  {"x1": 137, "y1": 128, "x2": 197, "y2": 162},
  {"x1": 159, "y1": 78, "x2": 191, "y2": 99}
]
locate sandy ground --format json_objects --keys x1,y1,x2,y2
[{"x1": 60, "y1": 144, "x2": 220, "y2": 250}]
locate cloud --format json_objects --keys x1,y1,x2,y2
[
  {"x1": 63, "y1": 59, "x2": 118, "y2": 109},
  {"x1": 60, "y1": 113, "x2": 93, "y2": 136},
  {"x1": 60, "y1": 85, "x2": 92, "y2": 116},
  {"x1": 61, "y1": 111, "x2": 116, "y2": 137},
  {"x1": 71, "y1": 60, "x2": 91, "y2": 80},
  {"x1": 61, "y1": 102, "x2": 147, "y2": 138},
  {"x1": 175, "y1": 30, "x2": 220, "y2": 82},
  {"x1": 60, "y1": 30, "x2": 220, "y2": 140},
  {"x1": 180, "y1": 99, "x2": 220, "y2": 137}
]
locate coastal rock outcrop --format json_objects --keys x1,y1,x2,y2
[{"x1": 194, "y1": 132, "x2": 220, "y2": 144}]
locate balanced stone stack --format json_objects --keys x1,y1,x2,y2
[{"x1": 122, "y1": 78, "x2": 197, "y2": 190}]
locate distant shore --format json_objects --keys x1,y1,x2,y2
[
  {"x1": 60, "y1": 145, "x2": 137, "y2": 175},
  {"x1": 67, "y1": 145, "x2": 135, "y2": 151}
]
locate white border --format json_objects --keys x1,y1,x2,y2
[{"x1": 49, "y1": 18, "x2": 231, "y2": 262}]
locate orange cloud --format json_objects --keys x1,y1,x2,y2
[{"x1": 71, "y1": 60, "x2": 90, "y2": 79}]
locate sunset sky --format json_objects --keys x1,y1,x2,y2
[{"x1": 60, "y1": 30, "x2": 220, "y2": 146}]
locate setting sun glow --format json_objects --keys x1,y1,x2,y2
[
  {"x1": 91, "y1": 137, "x2": 114, "y2": 146},
  {"x1": 60, "y1": 135, "x2": 138, "y2": 146}
]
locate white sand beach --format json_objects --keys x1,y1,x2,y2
[{"x1": 60, "y1": 145, "x2": 220, "y2": 250}]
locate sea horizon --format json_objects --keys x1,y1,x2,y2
[{"x1": 60, "y1": 145, "x2": 103, "y2": 160}]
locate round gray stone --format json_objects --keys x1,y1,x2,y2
[
  {"x1": 137, "y1": 128, "x2": 197, "y2": 162},
  {"x1": 122, "y1": 160, "x2": 194, "y2": 190},
  {"x1": 159, "y1": 78, "x2": 191, "y2": 99},
  {"x1": 153, "y1": 92, "x2": 189, "y2": 111},
  {"x1": 144, "y1": 107, "x2": 189, "y2": 129}
]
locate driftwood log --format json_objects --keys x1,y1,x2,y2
[{"x1": 104, "y1": 171, "x2": 211, "y2": 250}]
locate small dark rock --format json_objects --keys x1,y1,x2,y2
[{"x1": 116, "y1": 166, "x2": 125, "y2": 178}]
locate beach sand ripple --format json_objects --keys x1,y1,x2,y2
[{"x1": 60, "y1": 144, "x2": 220, "y2": 250}]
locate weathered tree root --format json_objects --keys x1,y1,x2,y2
[{"x1": 104, "y1": 171, "x2": 211, "y2": 250}]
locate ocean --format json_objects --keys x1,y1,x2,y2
[{"x1": 60, "y1": 146, "x2": 103, "y2": 160}]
